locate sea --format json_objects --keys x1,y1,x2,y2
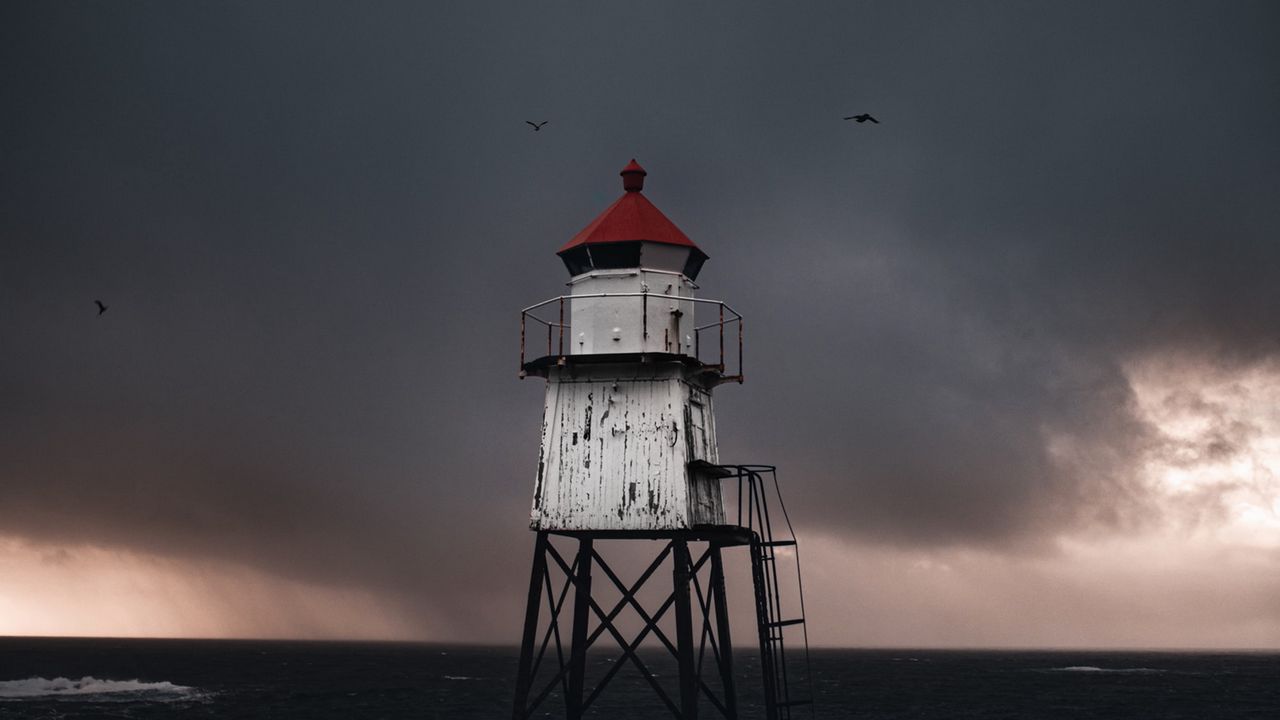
[{"x1": 0, "y1": 638, "x2": 1276, "y2": 719}]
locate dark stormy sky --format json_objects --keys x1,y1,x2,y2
[{"x1": 3, "y1": 1, "x2": 1279, "y2": 647}]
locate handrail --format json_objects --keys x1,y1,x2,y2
[
  {"x1": 710, "y1": 464, "x2": 815, "y2": 720},
  {"x1": 522, "y1": 292, "x2": 741, "y2": 319},
  {"x1": 519, "y1": 291, "x2": 744, "y2": 381}
]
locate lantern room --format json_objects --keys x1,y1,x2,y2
[
  {"x1": 520, "y1": 160, "x2": 742, "y2": 375},
  {"x1": 556, "y1": 160, "x2": 709, "y2": 280}
]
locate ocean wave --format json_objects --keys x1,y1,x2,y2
[
  {"x1": 1048, "y1": 666, "x2": 1166, "y2": 674},
  {"x1": 0, "y1": 676, "x2": 198, "y2": 701}
]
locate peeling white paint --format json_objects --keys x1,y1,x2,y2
[{"x1": 531, "y1": 362, "x2": 723, "y2": 531}]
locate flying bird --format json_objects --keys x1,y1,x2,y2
[
  {"x1": 843, "y1": 114, "x2": 879, "y2": 123},
  {"x1": 94, "y1": 300, "x2": 108, "y2": 316},
  {"x1": 525, "y1": 121, "x2": 549, "y2": 131}
]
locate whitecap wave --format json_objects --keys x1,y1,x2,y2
[
  {"x1": 1049, "y1": 666, "x2": 1166, "y2": 674},
  {"x1": 0, "y1": 676, "x2": 198, "y2": 701}
]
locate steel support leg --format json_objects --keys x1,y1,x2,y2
[
  {"x1": 514, "y1": 534, "x2": 748, "y2": 719},
  {"x1": 710, "y1": 546, "x2": 738, "y2": 719},
  {"x1": 513, "y1": 532, "x2": 549, "y2": 720},
  {"x1": 567, "y1": 538, "x2": 594, "y2": 720},
  {"x1": 673, "y1": 539, "x2": 698, "y2": 720}
]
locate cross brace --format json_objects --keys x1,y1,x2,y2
[{"x1": 512, "y1": 532, "x2": 739, "y2": 720}]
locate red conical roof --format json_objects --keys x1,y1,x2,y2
[{"x1": 558, "y1": 160, "x2": 704, "y2": 254}]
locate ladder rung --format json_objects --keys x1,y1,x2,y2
[
  {"x1": 761, "y1": 540, "x2": 796, "y2": 547},
  {"x1": 766, "y1": 618, "x2": 805, "y2": 628}
]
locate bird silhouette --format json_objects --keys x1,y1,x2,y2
[
  {"x1": 843, "y1": 114, "x2": 879, "y2": 123},
  {"x1": 94, "y1": 300, "x2": 108, "y2": 316},
  {"x1": 525, "y1": 121, "x2": 549, "y2": 131}
]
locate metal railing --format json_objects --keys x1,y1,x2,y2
[
  {"x1": 519, "y1": 292, "x2": 743, "y2": 381},
  {"x1": 713, "y1": 464, "x2": 815, "y2": 720}
]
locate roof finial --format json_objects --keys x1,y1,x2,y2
[{"x1": 620, "y1": 159, "x2": 646, "y2": 192}]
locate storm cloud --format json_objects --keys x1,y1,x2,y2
[{"x1": 2, "y1": 1, "x2": 1278, "y2": 643}]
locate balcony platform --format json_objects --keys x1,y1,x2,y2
[
  {"x1": 542, "y1": 524, "x2": 757, "y2": 547},
  {"x1": 520, "y1": 351, "x2": 741, "y2": 384}
]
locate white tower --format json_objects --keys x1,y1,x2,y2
[
  {"x1": 520, "y1": 160, "x2": 741, "y2": 533},
  {"x1": 513, "y1": 162, "x2": 807, "y2": 720}
]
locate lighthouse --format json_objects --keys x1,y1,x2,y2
[
  {"x1": 525, "y1": 159, "x2": 733, "y2": 533},
  {"x1": 513, "y1": 162, "x2": 810, "y2": 720}
]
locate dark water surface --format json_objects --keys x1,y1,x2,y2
[{"x1": 0, "y1": 638, "x2": 1276, "y2": 718}]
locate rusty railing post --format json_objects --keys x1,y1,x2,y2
[{"x1": 719, "y1": 303, "x2": 725, "y2": 371}]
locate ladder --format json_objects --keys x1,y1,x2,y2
[{"x1": 715, "y1": 464, "x2": 815, "y2": 720}]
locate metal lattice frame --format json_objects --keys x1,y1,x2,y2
[
  {"x1": 513, "y1": 466, "x2": 813, "y2": 720},
  {"x1": 512, "y1": 532, "x2": 739, "y2": 720}
]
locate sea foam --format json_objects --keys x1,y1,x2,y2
[
  {"x1": 0, "y1": 676, "x2": 197, "y2": 700},
  {"x1": 1049, "y1": 666, "x2": 1166, "y2": 674}
]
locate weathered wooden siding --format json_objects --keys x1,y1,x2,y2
[
  {"x1": 531, "y1": 363, "x2": 723, "y2": 531},
  {"x1": 685, "y1": 385, "x2": 722, "y2": 525}
]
